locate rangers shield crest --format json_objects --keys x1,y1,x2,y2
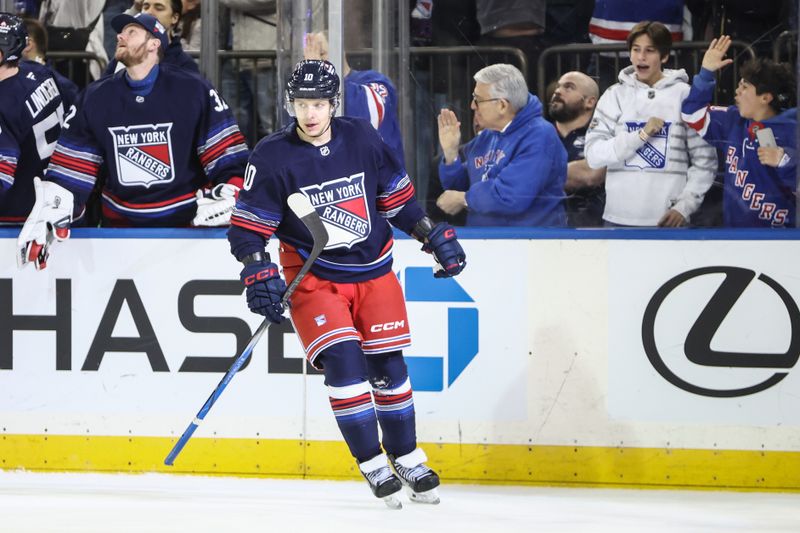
[
  {"x1": 301, "y1": 172, "x2": 371, "y2": 249},
  {"x1": 625, "y1": 121, "x2": 671, "y2": 170},
  {"x1": 109, "y1": 123, "x2": 175, "y2": 188}
]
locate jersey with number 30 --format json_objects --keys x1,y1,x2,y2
[
  {"x1": 45, "y1": 64, "x2": 249, "y2": 226},
  {"x1": 0, "y1": 62, "x2": 65, "y2": 224}
]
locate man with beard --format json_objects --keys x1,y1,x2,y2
[
  {"x1": 105, "y1": 0, "x2": 198, "y2": 75},
  {"x1": 548, "y1": 71, "x2": 606, "y2": 227},
  {"x1": 17, "y1": 12, "x2": 249, "y2": 270}
]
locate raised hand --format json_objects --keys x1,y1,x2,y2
[
  {"x1": 702, "y1": 35, "x2": 734, "y2": 72},
  {"x1": 437, "y1": 108, "x2": 462, "y2": 163}
]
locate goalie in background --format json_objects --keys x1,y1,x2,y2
[
  {"x1": 17, "y1": 12, "x2": 249, "y2": 271},
  {"x1": 227, "y1": 59, "x2": 466, "y2": 508}
]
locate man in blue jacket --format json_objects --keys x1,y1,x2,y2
[{"x1": 436, "y1": 63, "x2": 567, "y2": 226}]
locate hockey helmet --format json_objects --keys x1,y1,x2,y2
[
  {"x1": 285, "y1": 59, "x2": 340, "y2": 116},
  {"x1": 0, "y1": 13, "x2": 26, "y2": 66}
]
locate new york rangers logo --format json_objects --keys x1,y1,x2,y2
[
  {"x1": 109, "y1": 123, "x2": 175, "y2": 187},
  {"x1": 301, "y1": 173, "x2": 371, "y2": 249},
  {"x1": 625, "y1": 121, "x2": 671, "y2": 170}
]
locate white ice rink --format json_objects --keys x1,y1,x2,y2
[{"x1": 1, "y1": 471, "x2": 799, "y2": 533}]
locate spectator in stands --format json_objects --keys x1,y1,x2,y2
[
  {"x1": 105, "y1": 0, "x2": 198, "y2": 75},
  {"x1": 585, "y1": 21, "x2": 716, "y2": 227},
  {"x1": 304, "y1": 31, "x2": 405, "y2": 166},
  {"x1": 21, "y1": 17, "x2": 79, "y2": 109},
  {"x1": 682, "y1": 36, "x2": 797, "y2": 228},
  {"x1": 548, "y1": 71, "x2": 606, "y2": 227},
  {"x1": 179, "y1": 0, "x2": 201, "y2": 52},
  {"x1": 436, "y1": 63, "x2": 567, "y2": 226},
  {"x1": 476, "y1": 0, "x2": 546, "y2": 88},
  {"x1": 219, "y1": 0, "x2": 276, "y2": 146},
  {"x1": 39, "y1": 0, "x2": 108, "y2": 81},
  {"x1": 16, "y1": 12, "x2": 249, "y2": 272},
  {"x1": 588, "y1": 0, "x2": 688, "y2": 91}
]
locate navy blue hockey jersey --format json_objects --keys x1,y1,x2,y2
[
  {"x1": 0, "y1": 62, "x2": 65, "y2": 224},
  {"x1": 344, "y1": 70, "x2": 405, "y2": 166},
  {"x1": 228, "y1": 117, "x2": 425, "y2": 283},
  {"x1": 46, "y1": 64, "x2": 248, "y2": 226}
]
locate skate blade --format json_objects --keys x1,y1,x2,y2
[
  {"x1": 382, "y1": 494, "x2": 403, "y2": 510},
  {"x1": 405, "y1": 486, "x2": 440, "y2": 504}
]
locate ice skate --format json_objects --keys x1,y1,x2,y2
[
  {"x1": 388, "y1": 448, "x2": 441, "y2": 504},
  {"x1": 359, "y1": 454, "x2": 403, "y2": 509}
]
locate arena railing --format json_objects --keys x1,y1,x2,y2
[
  {"x1": 47, "y1": 50, "x2": 106, "y2": 89},
  {"x1": 773, "y1": 31, "x2": 797, "y2": 64}
]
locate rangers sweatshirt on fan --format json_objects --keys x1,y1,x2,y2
[
  {"x1": 438, "y1": 94, "x2": 567, "y2": 227},
  {"x1": 585, "y1": 66, "x2": 716, "y2": 226},
  {"x1": 681, "y1": 68, "x2": 797, "y2": 228},
  {"x1": 227, "y1": 116, "x2": 426, "y2": 283},
  {"x1": 44, "y1": 63, "x2": 248, "y2": 226}
]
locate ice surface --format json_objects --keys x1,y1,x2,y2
[{"x1": 0, "y1": 471, "x2": 798, "y2": 533}]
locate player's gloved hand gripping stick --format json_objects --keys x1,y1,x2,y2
[
  {"x1": 165, "y1": 193, "x2": 328, "y2": 465},
  {"x1": 414, "y1": 217, "x2": 466, "y2": 278}
]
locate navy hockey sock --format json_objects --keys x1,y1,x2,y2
[
  {"x1": 367, "y1": 352, "x2": 417, "y2": 457},
  {"x1": 321, "y1": 341, "x2": 381, "y2": 463}
]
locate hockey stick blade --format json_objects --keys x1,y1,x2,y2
[{"x1": 164, "y1": 193, "x2": 328, "y2": 466}]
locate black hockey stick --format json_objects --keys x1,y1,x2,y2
[{"x1": 165, "y1": 193, "x2": 328, "y2": 465}]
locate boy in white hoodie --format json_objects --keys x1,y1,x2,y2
[{"x1": 585, "y1": 20, "x2": 716, "y2": 227}]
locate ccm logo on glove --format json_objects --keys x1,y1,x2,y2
[{"x1": 243, "y1": 266, "x2": 279, "y2": 286}]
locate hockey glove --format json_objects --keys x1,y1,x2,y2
[
  {"x1": 240, "y1": 258, "x2": 288, "y2": 323},
  {"x1": 192, "y1": 183, "x2": 240, "y2": 227},
  {"x1": 422, "y1": 222, "x2": 466, "y2": 278},
  {"x1": 17, "y1": 177, "x2": 73, "y2": 271}
]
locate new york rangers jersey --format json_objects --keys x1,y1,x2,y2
[
  {"x1": 590, "y1": 1, "x2": 684, "y2": 44},
  {"x1": 344, "y1": 70, "x2": 405, "y2": 166},
  {"x1": 682, "y1": 68, "x2": 797, "y2": 228},
  {"x1": 45, "y1": 64, "x2": 248, "y2": 226},
  {"x1": 0, "y1": 61, "x2": 65, "y2": 224},
  {"x1": 228, "y1": 117, "x2": 426, "y2": 283}
]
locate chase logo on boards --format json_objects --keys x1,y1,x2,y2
[
  {"x1": 401, "y1": 267, "x2": 478, "y2": 392},
  {"x1": 269, "y1": 267, "x2": 479, "y2": 392},
  {"x1": 642, "y1": 266, "x2": 800, "y2": 397}
]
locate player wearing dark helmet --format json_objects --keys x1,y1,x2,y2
[
  {"x1": 227, "y1": 59, "x2": 467, "y2": 508},
  {"x1": 0, "y1": 12, "x2": 67, "y2": 226}
]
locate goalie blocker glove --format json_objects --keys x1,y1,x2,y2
[
  {"x1": 413, "y1": 217, "x2": 466, "y2": 278},
  {"x1": 192, "y1": 183, "x2": 240, "y2": 227},
  {"x1": 239, "y1": 252, "x2": 288, "y2": 323},
  {"x1": 17, "y1": 177, "x2": 73, "y2": 270}
]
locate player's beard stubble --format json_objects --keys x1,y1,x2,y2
[{"x1": 116, "y1": 40, "x2": 148, "y2": 68}]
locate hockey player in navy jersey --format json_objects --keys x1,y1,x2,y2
[
  {"x1": 17, "y1": 12, "x2": 248, "y2": 270},
  {"x1": 228, "y1": 59, "x2": 466, "y2": 508},
  {"x1": 0, "y1": 13, "x2": 66, "y2": 225},
  {"x1": 681, "y1": 35, "x2": 797, "y2": 228},
  {"x1": 304, "y1": 31, "x2": 406, "y2": 165}
]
